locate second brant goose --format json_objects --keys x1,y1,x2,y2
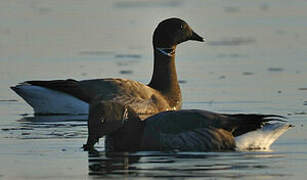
[
  {"x1": 83, "y1": 101, "x2": 292, "y2": 152},
  {"x1": 10, "y1": 18, "x2": 204, "y2": 117}
]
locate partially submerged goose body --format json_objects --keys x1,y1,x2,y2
[{"x1": 83, "y1": 101, "x2": 292, "y2": 152}]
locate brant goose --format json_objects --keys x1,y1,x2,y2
[
  {"x1": 10, "y1": 18, "x2": 204, "y2": 116},
  {"x1": 83, "y1": 101, "x2": 292, "y2": 152}
]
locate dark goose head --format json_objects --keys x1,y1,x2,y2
[
  {"x1": 88, "y1": 101, "x2": 139, "y2": 136},
  {"x1": 85, "y1": 101, "x2": 143, "y2": 152},
  {"x1": 153, "y1": 18, "x2": 204, "y2": 48},
  {"x1": 148, "y1": 18, "x2": 204, "y2": 109}
]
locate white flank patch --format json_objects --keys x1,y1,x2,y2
[
  {"x1": 11, "y1": 84, "x2": 89, "y2": 115},
  {"x1": 235, "y1": 123, "x2": 291, "y2": 151}
]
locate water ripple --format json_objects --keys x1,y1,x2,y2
[
  {"x1": 2, "y1": 115, "x2": 88, "y2": 139},
  {"x1": 87, "y1": 151, "x2": 290, "y2": 178}
]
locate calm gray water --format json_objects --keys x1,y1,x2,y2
[{"x1": 1, "y1": 0, "x2": 307, "y2": 179}]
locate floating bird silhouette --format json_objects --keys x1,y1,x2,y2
[
  {"x1": 11, "y1": 18, "x2": 204, "y2": 118},
  {"x1": 83, "y1": 101, "x2": 292, "y2": 152}
]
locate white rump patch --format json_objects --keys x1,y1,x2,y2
[
  {"x1": 235, "y1": 123, "x2": 291, "y2": 151},
  {"x1": 11, "y1": 84, "x2": 89, "y2": 115}
]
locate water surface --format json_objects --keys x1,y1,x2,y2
[{"x1": 1, "y1": 0, "x2": 307, "y2": 179}]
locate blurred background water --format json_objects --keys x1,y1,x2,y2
[{"x1": 1, "y1": 0, "x2": 307, "y2": 179}]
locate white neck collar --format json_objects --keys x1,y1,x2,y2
[{"x1": 155, "y1": 47, "x2": 175, "y2": 57}]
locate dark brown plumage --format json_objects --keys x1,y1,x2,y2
[
  {"x1": 83, "y1": 101, "x2": 289, "y2": 152},
  {"x1": 11, "y1": 18, "x2": 204, "y2": 116}
]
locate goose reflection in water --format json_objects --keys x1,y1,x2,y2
[
  {"x1": 86, "y1": 151, "x2": 289, "y2": 178},
  {"x1": 87, "y1": 151, "x2": 140, "y2": 176}
]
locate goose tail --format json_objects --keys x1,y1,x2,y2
[
  {"x1": 11, "y1": 84, "x2": 88, "y2": 115},
  {"x1": 234, "y1": 123, "x2": 293, "y2": 151}
]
